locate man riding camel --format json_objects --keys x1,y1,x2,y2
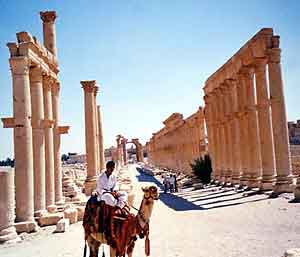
[{"x1": 96, "y1": 160, "x2": 128, "y2": 213}]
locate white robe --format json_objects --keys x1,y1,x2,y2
[{"x1": 96, "y1": 172, "x2": 128, "y2": 208}]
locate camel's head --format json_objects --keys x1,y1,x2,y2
[{"x1": 142, "y1": 185, "x2": 159, "y2": 202}]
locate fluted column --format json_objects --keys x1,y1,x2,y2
[
  {"x1": 97, "y1": 105, "x2": 105, "y2": 171},
  {"x1": 268, "y1": 37, "x2": 293, "y2": 193},
  {"x1": 40, "y1": 11, "x2": 57, "y2": 57},
  {"x1": 0, "y1": 170, "x2": 20, "y2": 243},
  {"x1": 43, "y1": 75, "x2": 56, "y2": 211},
  {"x1": 81, "y1": 80, "x2": 98, "y2": 195},
  {"x1": 10, "y1": 57, "x2": 37, "y2": 229},
  {"x1": 254, "y1": 58, "x2": 276, "y2": 190},
  {"x1": 242, "y1": 67, "x2": 262, "y2": 188},
  {"x1": 30, "y1": 67, "x2": 47, "y2": 216}
]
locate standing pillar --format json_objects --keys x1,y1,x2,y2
[
  {"x1": 229, "y1": 79, "x2": 242, "y2": 184},
  {"x1": 0, "y1": 170, "x2": 20, "y2": 243},
  {"x1": 237, "y1": 73, "x2": 250, "y2": 187},
  {"x1": 254, "y1": 58, "x2": 276, "y2": 190},
  {"x1": 43, "y1": 75, "x2": 56, "y2": 211},
  {"x1": 241, "y1": 67, "x2": 262, "y2": 188},
  {"x1": 93, "y1": 87, "x2": 100, "y2": 173},
  {"x1": 97, "y1": 105, "x2": 105, "y2": 171},
  {"x1": 30, "y1": 67, "x2": 47, "y2": 216},
  {"x1": 51, "y1": 81, "x2": 64, "y2": 204},
  {"x1": 40, "y1": 11, "x2": 57, "y2": 57},
  {"x1": 81, "y1": 80, "x2": 98, "y2": 195},
  {"x1": 10, "y1": 57, "x2": 37, "y2": 231},
  {"x1": 268, "y1": 38, "x2": 293, "y2": 193},
  {"x1": 122, "y1": 138, "x2": 128, "y2": 164}
]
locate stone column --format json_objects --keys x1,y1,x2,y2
[
  {"x1": 40, "y1": 11, "x2": 57, "y2": 57},
  {"x1": 43, "y1": 75, "x2": 56, "y2": 211},
  {"x1": 254, "y1": 58, "x2": 276, "y2": 190},
  {"x1": 10, "y1": 57, "x2": 37, "y2": 231},
  {"x1": 222, "y1": 83, "x2": 233, "y2": 184},
  {"x1": 237, "y1": 73, "x2": 250, "y2": 187},
  {"x1": 97, "y1": 105, "x2": 105, "y2": 171},
  {"x1": 229, "y1": 79, "x2": 242, "y2": 184},
  {"x1": 268, "y1": 38, "x2": 293, "y2": 193},
  {"x1": 240, "y1": 67, "x2": 262, "y2": 188},
  {"x1": 0, "y1": 169, "x2": 20, "y2": 243},
  {"x1": 81, "y1": 81, "x2": 98, "y2": 195},
  {"x1": 93, "y1": 87, "x2": 100, "y2": 173},
  {"x1": 30, "y1": 66, "x2": 47, "y2": 216},
  {"x1": 122, "y1": 138, "x2": 128, "y2": 164},
  {"x1": 51, "y1": 81, "x2": 64, "y2": 204}
]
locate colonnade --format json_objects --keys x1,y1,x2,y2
[
  {"x1": 1, "y1": 11, "x2": 69, "y2": 236},
  {"x1": 204, "y1": 28, "x2": 295, "y2": 193},
  {"x1": 146, "y1": 108, "x2": 206, "y2": 173},
  {"x1": 81, "y1": 80, "x2": 105, "y2": 195}
]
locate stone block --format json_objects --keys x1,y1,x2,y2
[
  {"x1": 284, "y1": 248, "x2": 300, "y2": 257},
  {"x1": 38, "y1": 213, "x2": 64, "y2": 227},
  {"x1": 15, "y1": 221, "x2": 39, "y2": 233},
  {"x1": 64, "y1": 208, "x2": 78, "y2": 224},
  {"x1": 193, "y1": 183, "x2": 204, "y2": 190},
  {"x1": 55, "y1": 218, "x2": 70, "y2": 233},
  {"x1": 47, "y1": 205, "x2": 57, "y2": 213}
]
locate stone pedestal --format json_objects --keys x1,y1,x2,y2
[{"x1": 0, "y1": 170, "x2": 20, "y2": 243}]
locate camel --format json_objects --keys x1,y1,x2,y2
[{"x1": 84, "y1": 185, "x2": 159, "y2": 257}]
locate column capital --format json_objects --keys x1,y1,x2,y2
[
  {"x1": 9, "y1": 57, "x2": 30, "y2": 75},
  {"x1": 40, "y1": 11, "x2": 57, "y2": 23},
  {"x1": 30, "y1": 66, "x2": 43, "y2": 83},
  {"x1": 81, "y1": 80, "x2": 96, "y2": 93},
  {"x1": 267, "y1": 48, "x2": 281, "y2": 64},
  {"x1": 94, "y1": 86, "x2": 99, "y2": 96},
  {"x1": 238, "y1": 66, "x2": 254, "y2": 79},
  {"x1": 254, "y1": 57, "x2": 268, "y2": 72},
  {"x1": 51, "y1": 81, "x2": 60, "y2": 94},
  {"x1": 43, "y1": 75, "x2": 55, "y2": 91}
]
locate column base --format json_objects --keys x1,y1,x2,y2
[
  {"x1": 14, "y1": 221, "x2": 39, "y2": 233},
  {"x1": 293, "y1": 179, "x2": 300, "y2": 202},
  {"x1": 47, "y1": 204, "x2": 57, "y2": 213},
  {"x1": 34, "y1": 209, "x2": 48, "y2": 217},
  {"x1": 84, "y1": 177, "x2": 97, "y2": 196},
  {"x1": 0, "y1": 226, "x2": 20, "y2": 243},
  {"x1": 55, "y1": 199, "x2": 65, "y2": 206},
  {"x1": 273, "y1": 175, "x2": 294, "y2": 194},
  {"x1": 246, "y1": 179, "x2": 261, "y2": 189}
]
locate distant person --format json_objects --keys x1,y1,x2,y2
[
  {"x1": 169, "y1": 175, "x2": 175, "y2": 193},
  {"x1": 96, "y1": 160, "x2": 128, "y2": 212}
]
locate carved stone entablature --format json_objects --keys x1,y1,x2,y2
[{"x1": 203, "y1": 28, "x2": 277, "y2": 95}]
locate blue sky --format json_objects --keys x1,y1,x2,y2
[{"x1": 0, "y1": 0, "x2": 300, "y2": 159}]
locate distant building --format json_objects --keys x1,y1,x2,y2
[{"x1": 66, "y1": 154, "x2": 86, "y2": 164}]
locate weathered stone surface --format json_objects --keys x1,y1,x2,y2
[
  {"x1": 15, "y1": 221, "x2": 39, "y2": 233},
  {"x1": 64, "y1": 208, "x2": 78, "y2": 224},
  {"x1": 55, "y1": 218, "x2": 69, "y2": 233},
  {"x1": 284, "y1": 248, "x2": 300, "y2": 257},
  {"x1": 193, "y1": 183, "x2": 204, "y2": 190},
  {"x1": 38, "y1": 213, "x2": 63, "y2": 227},
  {"x1": 75, "y1": 206, "x2": 85, "y2": 221}
]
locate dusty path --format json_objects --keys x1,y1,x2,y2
[{"x1": 1, "y1": 164, "x2": 300, "y2": 257}]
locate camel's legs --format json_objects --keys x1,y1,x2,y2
[
  {"x1": 109, "y1": 246, "x2": 116, "y2": 257},
  {"x1": 87, "y1": 235, "x2": 101, "y2": 257}
]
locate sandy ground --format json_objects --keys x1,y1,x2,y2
[{"x1": 1, "y1": 164, "x2": 300, "y2": 257}]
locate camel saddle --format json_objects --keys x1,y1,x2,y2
[{"x1": 83, "y1": 195, "x2": 137, "y2": 257}]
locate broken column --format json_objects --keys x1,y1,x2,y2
[
  {"x1": 40, "y1": 11, "x2": 57, "y2": 57},
  {"x1": 0, "y1": 169, "x2": 20, "y2": 243},
  {"x1": 81, "y1": 80, "x2": 98, "y2": 195}
]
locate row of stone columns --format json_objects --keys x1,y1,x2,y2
[
  {"x1": 146, "y1": 109, "x2": 206, "y2": 173},
  {"x1": 81, "y1": 80, "x2": 105, "y2": 195},
  {"x1": 0, "y1": 11, "x2": 70, "y2": 237},
  {"x1": 204, "y1": 30, "x2": 295, "y2": 194}
]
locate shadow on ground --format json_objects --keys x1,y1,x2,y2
[{"x1": 135, "y1": 166, "x2": 270, "y2": 212}]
